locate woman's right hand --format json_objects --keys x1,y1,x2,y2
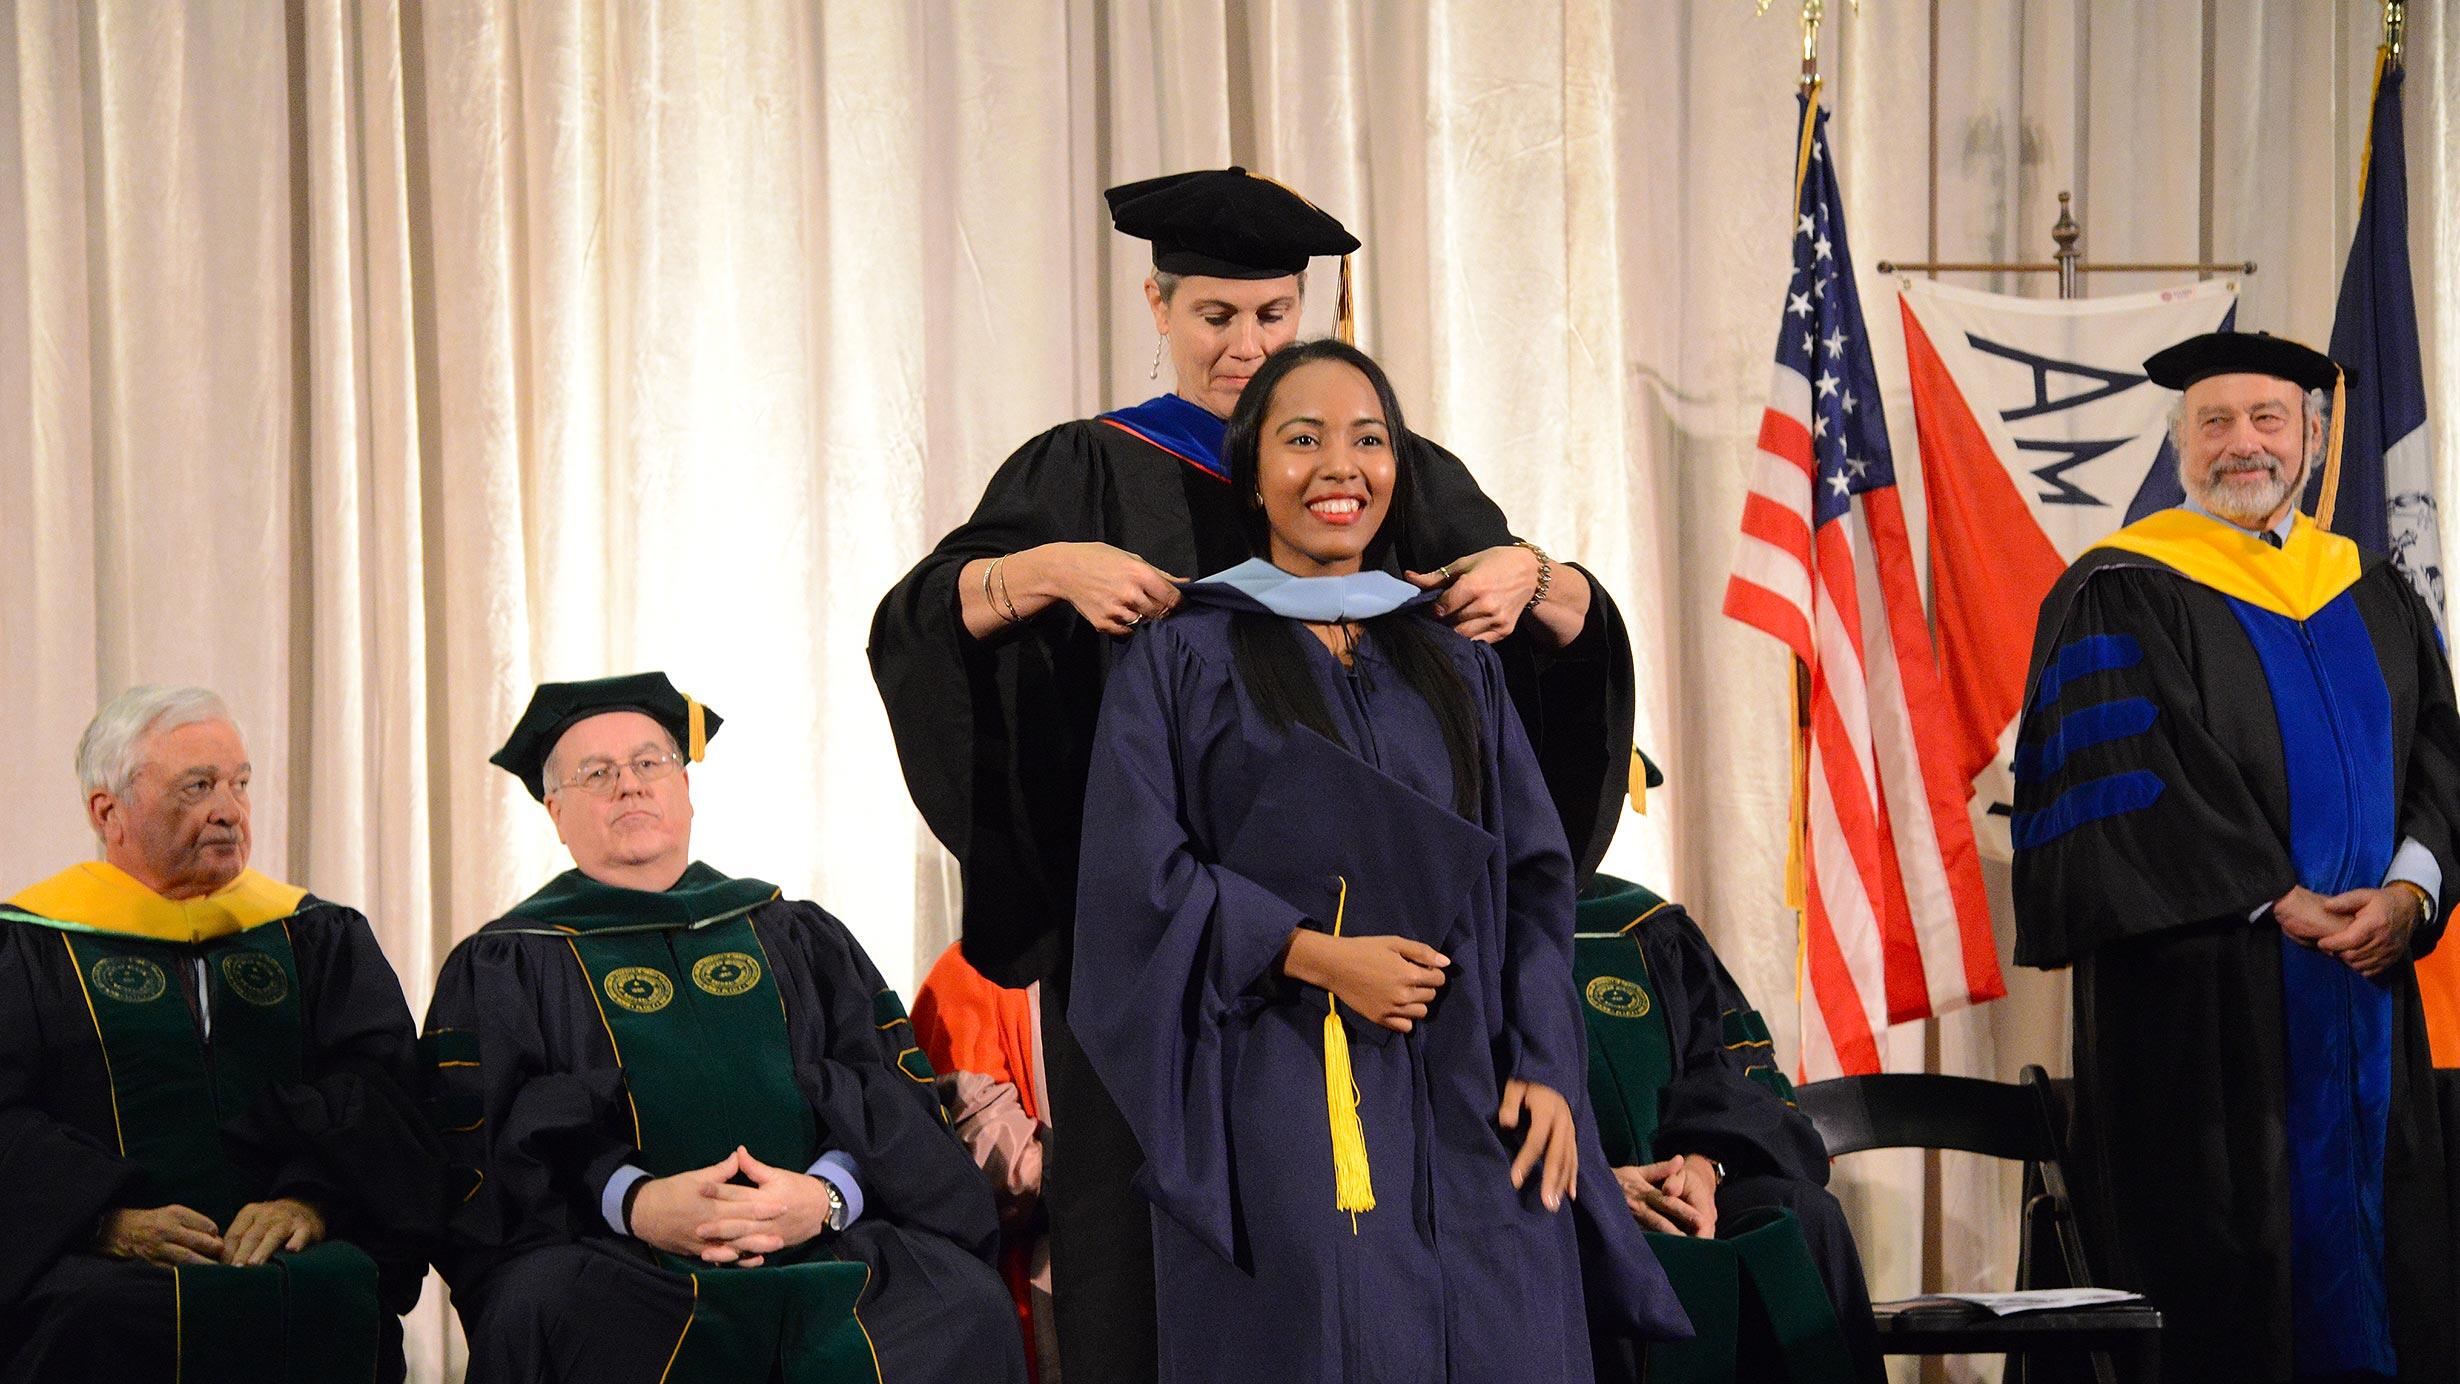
[
  {"x1": 1034, "y1": 542, "x2": 1186, "y2": 635},
  {"x1": 1283, "y1": 931, "x2": 1450, "y2": 1033}
]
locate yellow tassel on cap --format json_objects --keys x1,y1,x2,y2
[
  {"x1": 2314, "y1": 367, "x2": 2349, "y2": 533},
  {"x1": 1628, "y1": 747, "x2": 1649, "y2": 817},
  {"x1": 1321, "y1": 876, "x2": 1375, "y2": 1227},
  {"x1": 1335, "y1": 254, "x2": 1356, "y2": 346},
  {"x1": 1241, "y1": 170, "x2": 1359, "y2": 347},
  {"x1": 686, "y1": 696, "x2": 708, "y2": 763}
]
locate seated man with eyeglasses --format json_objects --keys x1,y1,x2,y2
[{"x1": 424, "y1": 673, "x2": 1023, "y2": 1384}]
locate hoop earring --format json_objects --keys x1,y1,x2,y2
[{"x1": 1150, "y1": 337, "x2": 1165, "y2": 380}]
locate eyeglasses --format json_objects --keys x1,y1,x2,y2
[{"x1": 553, "y1": 752, "x2": 685, "y2": 798}]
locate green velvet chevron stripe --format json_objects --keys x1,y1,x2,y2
[
  {"x1": 873, "y1": 988, "x2": 937, "y2": 1087},
  {"x1": 1720, "y1": 1007, "x2": 1797, "y2": 1104}
]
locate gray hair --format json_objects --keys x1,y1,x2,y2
[
  {"x1": 76, "y1": 685, "x2": 235, "y2": 798},
  {"x1": 1149, "y1": 268, "x2": 1307, "y2": 305}
]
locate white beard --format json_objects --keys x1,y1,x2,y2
[{"x1": 2191, "y1": 453, "x2": 2306, "y2": 530}]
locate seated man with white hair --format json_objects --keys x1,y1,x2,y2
[
  {"x1": 0, "y1": 686, "x2": 439, "y2": 1383},
  {"x1": 425, "y1": 672, "x2": 1022, "y2": 1384}
]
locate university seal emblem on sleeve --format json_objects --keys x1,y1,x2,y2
[
  {"x1": 219, "y1": 952, "x2": 291, "y2": 1006},
  {"x1": 1584, "y1": 974, "x2": 1651, "y2": 1019},
  {"x1": 605, "y1": 966, "x2": 675, "y2": 1014},
  {"x1": 691, "y1": 952, "x2": 762, "y2": 997},
  {"x1": 91, "y1": 955, "x2": 169, "y2": 1005}
]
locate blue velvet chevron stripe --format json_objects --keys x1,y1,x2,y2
[
  {"x1": 2010, "y1": 772, "x2": 2163, "y2": 852},
  {"x1": 2228, "y1": 590, "x2": 2398, "y2": 1379},
  {"x1": 2013, "y1": 632, "x2": 2163, "y2": 849},
  {"x1": 2029, "y1": 633, "x2": 2141, "y2": 712},
  {"x1": 2014, "y1": 698, "x2": 2159, "y2": 783}
]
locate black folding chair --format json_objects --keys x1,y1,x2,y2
[{"x1": 1794, "y1": 1064, "x2": 2161, "y2": 1384}]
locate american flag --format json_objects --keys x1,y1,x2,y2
[{"x1": 1722, "y1": 95, "x2": 2005, "y2": 1078}]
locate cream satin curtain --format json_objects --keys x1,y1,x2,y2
[{"x1": 4, "y1": 4, "x2": 2454, "y2": 1381}]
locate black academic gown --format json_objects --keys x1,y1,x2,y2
[
  {"x1": 427, "y1": 869, "x2": 1022, "y2": 1384},
  {"x1": 2014, "y1": 512, "x2": 2460, "y2": 1384},
  {"x1": 0, "y1": 883, "x2": 437, "y2": 1384},
  {"x1": 1574, "y1": 879, "x2": 1880, "y2": 1384},
  {"x1": 867, "y1": 405, "x2": 1637, "y2": 1382},
  {"x1": 1069, "y1": 597, "x2": 1686, "y2": 1382}
]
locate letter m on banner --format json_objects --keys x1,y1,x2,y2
[{"x1": 1901, "y1": 279, "x2": 2237, "y2": 857}]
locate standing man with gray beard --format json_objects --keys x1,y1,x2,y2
[{"x1": 2011, "y1": 332, "x2": 2460, "y2": 1383}]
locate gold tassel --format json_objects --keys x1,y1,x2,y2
[
  {"x1": 1335, "y1": 253, "x2": 1356, "y2": 346},
  {"x1": 1239, "y1": 170, "x2": 1360, "y2": 346},
  {"x1": 686, "y1": 695, "x2": 708, "y2": 763},
  {"x1": 1320, "y1": 877, "x2": 1374, "y2": 1227},
  {"x1": 2315, "y1": 366, "x2": 2349, "y2": 533},
  {"x1": 1628, "y1": 747, "x2": 1650, "y2": 817}
]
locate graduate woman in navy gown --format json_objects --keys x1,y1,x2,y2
[{"x1": 1069, "y1": 339, "x2": 1687, "y2": 1382}]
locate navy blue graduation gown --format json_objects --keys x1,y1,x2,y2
[
  {"x1": 869, "y1": 397, "x2": 1641, "y2": 1382},
  {"x1": 1069, "y1": 599, "x2": 1685, "y2": 1383}
]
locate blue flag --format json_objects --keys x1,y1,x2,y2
[{"x1": 2326, "y1": 61, "x2": 2442, "y2": 627}]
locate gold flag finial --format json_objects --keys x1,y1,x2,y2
[
  {"x1": 1743, "y1": 0, "x2": 1859, "y2": 91},
  {"x1": 2384, "y1": 0, "x2": 2406, "y2": 68}
]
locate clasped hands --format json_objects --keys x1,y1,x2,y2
[
  {"x1": 1279, "y1": 929, "x2": 1580, "y2": 1213},
  {"x1": 630, "y1": 1146, "x2": 835, "y2": 1268},
  {"x1": 96, "y1": 1196, "x2": 325, "y2": 1268},
  {"x1": 1614, "y1": 1154, "x2": 1720, "y2": 1238},
  {"x1": 2275, "y1": 883, "x2": 2425, "y2": 978}
]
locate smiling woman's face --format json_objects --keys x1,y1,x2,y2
[{"x1": 1255, "y1": 358, "x2": 1396, "y2": 578}]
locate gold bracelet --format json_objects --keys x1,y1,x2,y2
[
  {"x1": 1514, "y1": 539, "x2": 1554, "y2": 609},
  {"x1": 991, "y1": 554, "x2": 1026, "y2": 625}
]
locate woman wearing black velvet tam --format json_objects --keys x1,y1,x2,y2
[{"x1": 869, "y1": 168, "x2": 1641, "y2": 1382}]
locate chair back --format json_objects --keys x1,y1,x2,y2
[
  {"x1": 1795, "y1": 1069, "x2": 2061, "y2": 1162},
  {"x1": 1796, "y1": 1065, "x2": 2095, "y2": 1292}
]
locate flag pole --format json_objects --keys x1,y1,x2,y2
[
  {"x1": 1798, "y1": 0, "x2": 1823, "y2": 92},
  {"x1": 1784, "y1": 15, "x2": 1821, "y2": 921}
]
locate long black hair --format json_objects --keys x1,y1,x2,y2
[{"x1": 1220, "y1": 339, "x2": 1485, "y2": 817}]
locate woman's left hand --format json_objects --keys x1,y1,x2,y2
[
  {"x1": 1405, "y1": 544, "x2": 1540, "y2": 643},
  {"x1": 1498, "y1": 1078, "x2": 1579, "y2": 1211}
]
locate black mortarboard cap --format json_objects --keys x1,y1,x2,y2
[
  {"x1": 490, "y1": 671, "x2": 720, "y2": 801},
  {"x1": 2143, "y1": 331, "x2": 2346, "y2": 394},
  {"x1": 1105, "y1": 167, "x2": 1361, "y2": 280}
]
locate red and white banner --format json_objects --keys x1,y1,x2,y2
[
  {"x1": 1727, "y1": 100, "x2": 2002, "y2": 1079},
  {"x1": 1902, "y1": 278, "x2": 2237, "y2": 858}
]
